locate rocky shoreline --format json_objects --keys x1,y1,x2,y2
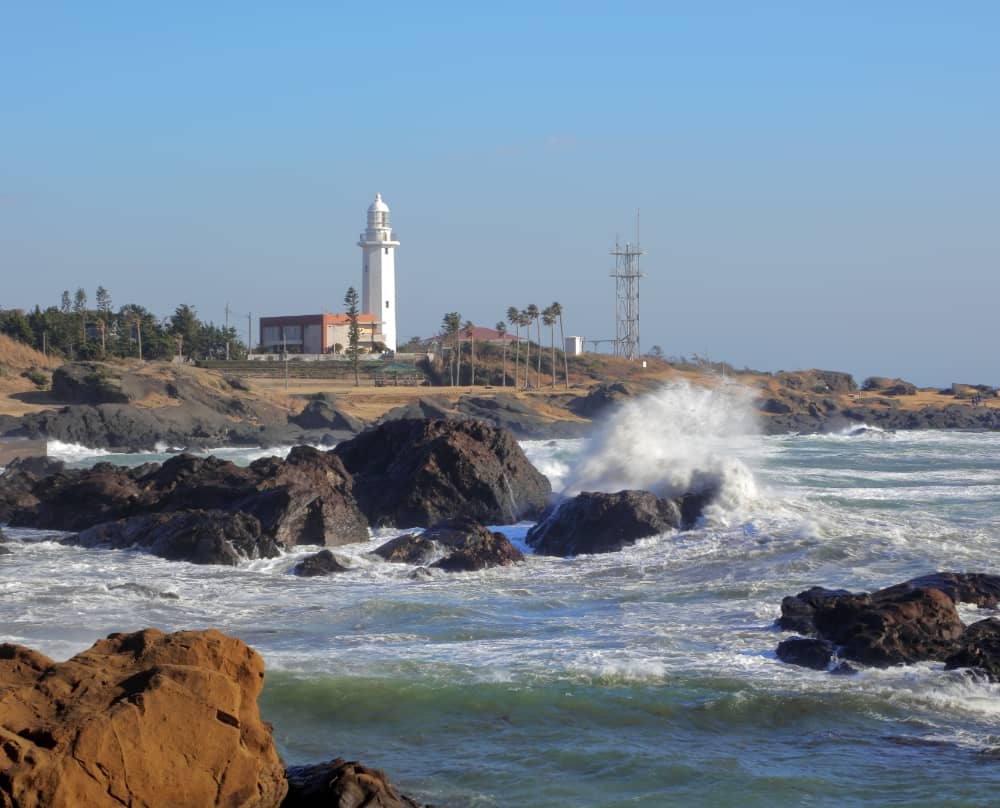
[{"x1": 1, "y1": 362, "x2": 999, "y2": 457}]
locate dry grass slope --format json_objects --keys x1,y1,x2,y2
[{"x1": 0, "y1": 333, "x2": 59, "y2": 373}]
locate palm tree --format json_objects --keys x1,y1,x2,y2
[
  {"x1": 463, "y1": 320, "x2": 476, "y2": 386},
  {"x1": 543, "y1": 306, "x2": 556, "y2": 388},
  {"x1": 551, "y1": 301, "x2": 569, "y2": 389},
  {"x1": 506, "y1": 306, "x2": 520, "y2": 388},
  {"x1": 520, "y1": 310, "x2": 532, "y2": 388},
  {"x1": 441, "y1": 311, "x2": 461, "y2": 385},
  {"x1": 495, "y1": 321, "x2": 508, "y2": 386},
  {"x1": 525, "y1": 303, "x2": 541, "y2": 389}
]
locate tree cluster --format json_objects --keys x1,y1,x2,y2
[{"x1": 0, "y1": 288, "x2": 247, "y2": 362}]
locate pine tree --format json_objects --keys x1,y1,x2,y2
[{"x1": 344, "y1": 287, "x2": 361, "y2": 386}]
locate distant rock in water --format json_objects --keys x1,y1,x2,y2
[
  {"x1": 0, "y1": 628, "x2": 288, "y2": 808},
  {"x1": 292, "y1": 548, "x2": 350, "y2": 577},
  {"x1": 526, "y1": 489, "x2": 712, "y2": 557},
  {"x1": 775, "y1": 572, "x2": 1000, "y2": 672},
  {"x1": 374, "y1": 517, "x2": 524, "y2": 572},
  {"x1": 334, "y1": 418, "x2": 551, "y2": 528}
]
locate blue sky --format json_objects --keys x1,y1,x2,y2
[{"x1": 1, "y1": 2, "x2": 997, "y2": 386}]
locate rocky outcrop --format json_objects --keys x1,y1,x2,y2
[
  {"x1": 0, "y1": 628, "x2": 288, "y2": 808},
  {"x1": 525, "y1": 489, "x2": 710, "y2": 557},
  {"x1": 776, "y1": 573, "x2": 1000, "y2": 671},
  {"x1": 75, "y1": 510, "x2": 280, "y2": 565},
  {"x1": 334, "y1": 419, "x2": 551, "y2": 528},
  {"x1": 374, "y1": 534, "x2": 438, "y2": 564},
  {"x1": 8, "y1": 447, "x2": 369, "y2": 560},
  {"x1": 284, "y1": 758, "x2": 424, "y2": 808},
  {"x1": 0, "y1": 456, "x2": 64, "y2": 523},
  {"x1": 242, "y1": 447, "x2": 370, "y2": 547},
  {"x1": 10, "y1": 461, "x2": 146, "y2": 531},
  {"x1": 290, "y1": 394, "x2": 366, "y2": 435},
  {"x1": 292, "y1": 549, "x2": 350, "y2": 577},
  {"x1": 50, "y1": 362, "x2": 131, "y2": 404}
]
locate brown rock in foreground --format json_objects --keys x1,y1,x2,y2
[{"x1": 0, "y1": 628, "x2": 287, "y2": 808}]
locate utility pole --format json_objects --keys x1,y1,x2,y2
[
  {"x1": 224, "y1": 302, "x2": 231, "y2": 361},
  {"x1": 247, "y1": 313, "x2": 252, "y2": 357},
  {"x1": 135, "y1": 317, "x2": 143, "y2": 361},
  {"x1": 283, "y1": 333, "x2": 288, "y2": 390}
]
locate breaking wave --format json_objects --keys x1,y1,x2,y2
[{"x1": 560, "y1": 381, "x2": 761, "y2": 524}]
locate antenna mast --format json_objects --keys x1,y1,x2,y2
[{"x1": 609, "y1": 210, "x2": 645, "y2": 360}]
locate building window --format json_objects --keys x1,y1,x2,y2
[
  {"x1": 385, "y1": 300, "x2": 390, "y2": 308},
  {"x1": 384, "y1": 247, "x2": 388, "y2": 254}
]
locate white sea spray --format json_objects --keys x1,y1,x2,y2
[{"x1": 560, "y1": 380, "x2": 761, "y2": 524}]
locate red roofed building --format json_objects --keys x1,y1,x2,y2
[{"x1": 259, "y1": 313, "x2": 381, "y2": 355}]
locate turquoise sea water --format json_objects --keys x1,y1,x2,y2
[{"x1": 2, "y1": 389, "x2": 999, "y2": 806}]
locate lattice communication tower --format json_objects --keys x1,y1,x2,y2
[{"x1": 610, "y1": 238, "x2": 644, "y2": 360}]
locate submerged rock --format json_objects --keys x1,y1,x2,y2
[
  {"x1": 525, "y1": 489, "x2": 711, "y2": 557},
  {"x1": 284, "y1": 758, "x2": 424, "y2": 808},
  {"x1": 292, "y1": 548, "x2": 350, "y2": 577},
  {"x1": 0, "y1": 628, "x2": 288, "y2": 808},
  {"x1": 375, "y1": 518, "x2": 524, "y2": 572},
  {"x1": 334, "y1": 418, "x2": 551, "y2": 528}
]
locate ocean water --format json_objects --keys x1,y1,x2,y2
[{"x1": 3, "y1": 384, "x2": 1000, "y2": 806}]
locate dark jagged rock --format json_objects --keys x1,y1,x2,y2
[
  {"x1": 944, "y1": 618, "x2": 1000, "y2": 682},
  {"x1": 292, "y1": 548, "x2": 350, "y2": 577},
  {"x1": 242, "y1": 446, "x2": 370, "y2": 547},
  {"x1": 567, "y1": 382, "x2": 637, "y2": 419},
  {"x1": 375, "y1": 518, "x2": 524, "y2": 572},
  {"x1": 426, "y1": 517, "x2": 523, "y2": 572},
  {"x1": 11, "y1": 446, "x2": 369, "y2": 553},
  {"x1": 811, "y1": 587, "x2": 964, "y2": 666},
  {"x1": 378, "y1": 397, "x2": 457, "y2": 424},
  {"x1": 526, "y1": 490, "x2": 691, "y2": 557},
  {"x1": 0, "y1": 455, "x2": 65, "y2": 523},
  {"x1": 374, "y1": 534, "x2": 439, "y2": 564},
  {"x1": 10, "y1": 461, "x2": 144, "y2": 531},
  {"x1": 777, "y1": 583, "x2": 965, "y2": 668},
  {"x1": 283, "y1": 758, "x2": 424, "y2": 808},
  {"x1": 74, "y1": 509, "x2": 278, "y2": 565},
  {"x1": 888, "y1": 572, "x2": 1000, "y2": 609},
  {"x1": 777, "y1": 587, "x2": 858, "y2": 634},
  {"x1": 291, "y1": 395, "x2": 366, "y2": 434},
  {"x1": 334, "y1": 418, "x2": 551, "y2": 528},
  {"x1": 776, "y1": 637, "x2": 834, "y2": 670},
  {"x1": 759, "y1": 397, "x2": 793, "y2": 414},
  {"x1": 51, "y1": 362, "x2": 131, "y2": 404}
]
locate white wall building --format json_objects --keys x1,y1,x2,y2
[{"x1": 358, "y1": 193, "x2": 399, "y2": 352}]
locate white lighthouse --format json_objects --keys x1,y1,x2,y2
[{"x1": 358, "y1": 193, "x2": 399, "y2": 352}]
